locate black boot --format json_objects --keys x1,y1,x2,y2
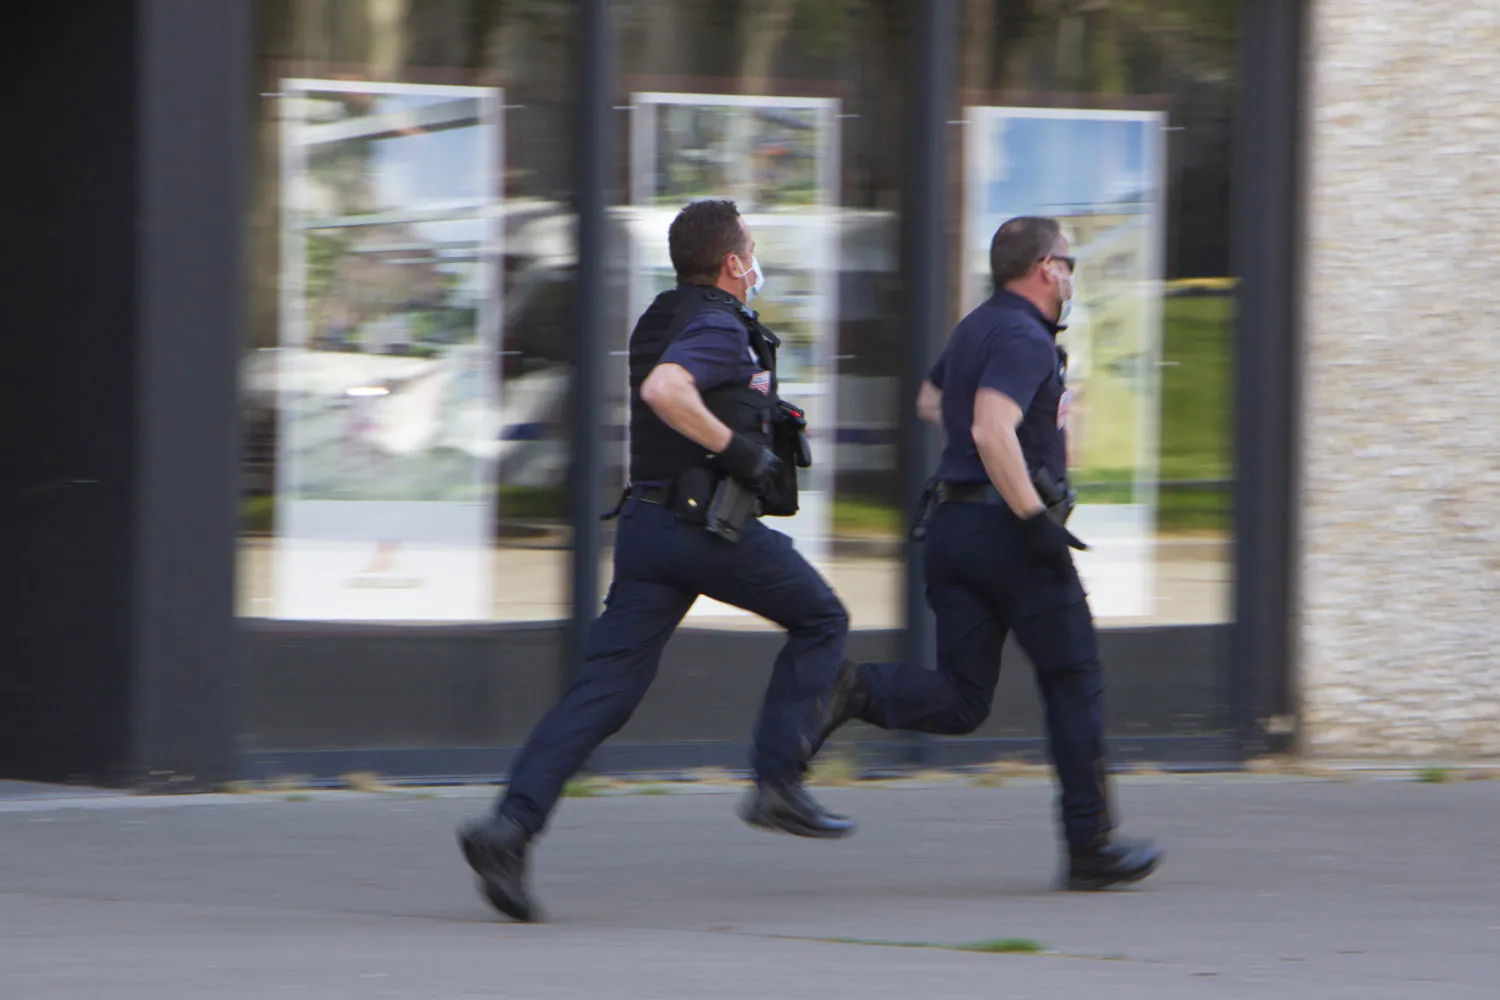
[
  {"x1": 739, "y1": 780, "x2": 856, "y2": 839},
  {"x1": 458, "y1": 814, "x2": 542, "y2": 921},
  {"x1": 810, "y1": 659, "x2": 870, "y2": 756},
  {"x1": 1064, "y1": 836, "x2": 1162, "y2": 891}
]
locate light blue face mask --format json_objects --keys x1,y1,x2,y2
[
  {"x1": 1052, "y1": 263, "x2": 1074, "y2": 324},
  {"x1": 735, "y1": 255, "x2": 766, "y2": 303}
]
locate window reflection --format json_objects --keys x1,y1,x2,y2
[{"x1": 240, "y1": 0, "x2": 1235, "y2": 632}]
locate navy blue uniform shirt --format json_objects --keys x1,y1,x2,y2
[
  {"x1": 930, "y1": 290, "x2": 1069, "y2": 484},
  {"x1": 659, "y1": 306, "x2": 767, "y2": 394}
]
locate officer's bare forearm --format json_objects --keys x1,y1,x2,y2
[
  {"x1": 976, "y1": 430, "x2": 1045, "y2": 518},
  {"x1": 916, "y1": 379, "x2": 943, "y2": 426},
  {"x1": 640, "y1": 363, "x2": 733, "y2": 453},
  {"x1": 973, "y1": 388, "x2": 1045, "y2": 518}
]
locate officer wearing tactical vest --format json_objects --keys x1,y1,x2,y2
[
  {"x1": 817, "y1": 216, "x2": 1163, "y2": 892},
  {"x1": 458, "y1": 199, "x2": 861, "y2": 922}
]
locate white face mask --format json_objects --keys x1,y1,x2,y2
[
  {"x1": 733, "y1": 254, "x2": 766, "y2": 303},
  {"x1": 1051, "y1": 263, "x2": 1074, "y2": 324}
]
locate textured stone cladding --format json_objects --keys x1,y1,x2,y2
[{"x1": 1300, "y1": 1, "x2": 1500, "y2": 756}]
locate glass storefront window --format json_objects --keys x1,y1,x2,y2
[
  {"x1": 238, "y1": 0, "x2": 1240, "y2": 756},
  {"x1": 243, "y1": 0, "x2": 577, "y2": 624}
]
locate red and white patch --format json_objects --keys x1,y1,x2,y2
[
  {"x1": 1057, "y1": 388, "x2": 1072, "y2": 429},
  {"x1": 749, "y1": 370, "x2": 772, "y2": 396}
]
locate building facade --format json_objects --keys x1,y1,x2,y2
[{"x1": 6, "y1": 0, "x2": 1469, "y2": 789}]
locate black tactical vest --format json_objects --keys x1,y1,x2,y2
[{"x1": 627, "y1": 285, "x2": 781, "y2": 484}]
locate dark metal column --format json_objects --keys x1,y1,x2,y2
[
  {"x1": 131, "y1": 0, "x2": 251, "y2": 786},
  {"x1": 896, "y1": 0, "x2": 959, "y2": 764},
  {"x1": 1230, "y1": 0, "x2": 1306, "y2": 758},
  {"x1": 566, "y1": 0, "x2": 614, "y2": 688}
]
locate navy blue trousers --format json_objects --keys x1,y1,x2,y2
[
  {"x1": 499, "y1": 498, "x2": 848, "y2": 835},
  {"x1": 861, "y1": 502, "x2": 1112, "y2": 849}
]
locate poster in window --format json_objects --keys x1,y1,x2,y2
[
  {"x1": 627, "y1": 92, "x2": 840, "y2": 618},
  {"x1": 273, "y1": 79, "x2": 503, "y2": 621},
  {"x1": 964, "y1": 107, "x2": 1167, "y2": 617}
]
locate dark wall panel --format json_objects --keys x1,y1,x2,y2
[
  {"x1": 0, "y1": 0, "x2": 248, "y2": 787},
  {"x1": 0, "y1": 0, "x2": 140, "y2": 784},
  {"x1": 245, "y1": 624, "x2": 566, "y2": 752},
  {"x1": 244, "y1": 623, "x2": 1228, "y2": 778}
]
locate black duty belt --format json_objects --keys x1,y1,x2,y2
[
  {"x1": 602, "y1": 482, "x2": 673, "y2": 521},
  {"x1": 934, "y1": 481, "x2": 1003, "y2": 505},
  {"x1": 630, "y1": 483, "x2": 673, "y2": 505}
]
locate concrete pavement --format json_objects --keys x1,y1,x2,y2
[{"x1": 1, "y1": 774, "x2": 1495, "y2": 998}]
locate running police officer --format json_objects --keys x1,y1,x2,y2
[
  {"x1": 458, "y1": 199, "x2": 860, "y2": 922},
  {"x1": 818, "y1": 217, "x2": 1162, "y2": 891}
]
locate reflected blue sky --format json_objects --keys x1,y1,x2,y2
[
  {"x1": 371, "y1": 124, "x2": 486, "y2": 211},
  {"x1": 983, "y1": 115, "x2": 1156, "y2": 218}
]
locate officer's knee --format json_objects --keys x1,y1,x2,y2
[
  {"x1": 794, "y1": 593, "x2": 847, "y2": 639},
  {"x1": 1041, "y1": 656, "x2": 1103, "y2": 698},
  {"x1": 948, "y1": 698, "x2": 991, "y2": 735}
]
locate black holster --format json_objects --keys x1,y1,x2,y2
[
  {"x1": 909, "y1": 479, "x2": 938, "y2": 541},
  {"x1": 706, "y1": 475, "x2": 759, "y2": 542}
]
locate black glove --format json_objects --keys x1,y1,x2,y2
[
  {"x1": 715, "y1": 432, "x2": 780, "y2": 490},
  {"x1": 1021, "y1": 509, "x2": 1088, "y2": 577}
]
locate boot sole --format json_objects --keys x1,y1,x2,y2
[
  {"x1": 1063, "y1": 855, "x2": 1162, "y2": 891},
  {"x1": 458, "y1": 830, "x2": 541, "y2": 922}
]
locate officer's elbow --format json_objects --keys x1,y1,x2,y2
[
  {"x1": 915, "y1": 381, "x2": 942, "y2": 425},
  {"x1": 972, "y1": 399, "x2": 1020, "y2": 453},
  {"x1": 640, "y1": 375, "x2": 664, "y2": 409},
  {"x1": 640, "y1": 367, "x2": 678, "y2": 409},
  {"x1": 971, "y1": 419, "x2": 1002, "y2": 451}
]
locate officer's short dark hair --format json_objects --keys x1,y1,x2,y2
[
  {"x1": 990, "y1": 216, "x2": 1063, "y2": 287},
  {"x1": 669, "y1": 199, "x2": 748, "y2": 285}
]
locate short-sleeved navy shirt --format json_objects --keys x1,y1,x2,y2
[
  {"x1": 659, "y1": 306, "x2": 765, "y2": 392},
  {"x1": 930, "y1": 290, "x2": 1068, "y2": 484}
]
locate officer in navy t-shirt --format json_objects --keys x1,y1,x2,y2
[
  {"x1": 457, "y1": 200, "x2": 860, "y2": 924},
  {"x1": 822, "y1": 217, "x2": 1163, "y2": 892}
]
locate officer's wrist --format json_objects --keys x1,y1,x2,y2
[
  {"x1": 715, "y1": 432, "x2": 761, "y2": 480},
  {"x1": 706, "y1": 426, "x2": 734, "y2": 454}
]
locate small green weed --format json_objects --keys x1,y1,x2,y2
[
  {"x1": 957, "y1": 938, "x2": 1045, "y2": 955},
  {"x1": 820, "y1": 936, "x2": 1045, "y2": 956},
  {"x1": 562, "y1": 778, "x2": 603, "y2": 798}
]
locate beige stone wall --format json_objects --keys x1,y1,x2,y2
[{"x1": 1299, "y1": 1, "x2": 1500, "y2": 756}]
